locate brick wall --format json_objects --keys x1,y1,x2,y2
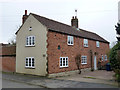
[
  {"x1": 0, "y1": 44, "x2": 16, "y2": 72},
  {"x1": 47, "y1": 31, "x2": 109, "y2": 74}
]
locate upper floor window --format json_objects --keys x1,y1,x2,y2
[
  {"x1": 67, "y1": 35, "x2": 74, "y2": 45},
  {"x1": 60, "y1": 57, "x2": 68, "y2": 67},
  {"x1": 25, "y1": 57, "x2": 35, "y2": 68},
  {"x1": 84, "y1": 39, "x2": 88, "y2": 47},
  {"x1": 105, "y1": 55, "x2": 107, "y2": 61},
  {"x1": 81, "y1": 56, "x2": 87, "y2": 64},
  {"x1": 96, "y1": 41, "x2": 100, "y2": 47},
  {"x1": 26, "y1": 36, "x2": 35, "y2": 46}
]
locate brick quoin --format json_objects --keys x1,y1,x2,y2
[{"x1": 47, "y1": 31, "x2": 109, "y2": 74}]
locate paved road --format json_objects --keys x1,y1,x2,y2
[
  {"x1": 2, "y1": 79, "x2": 42, "y2": 88},
  {"x1": 2, "y1": 72, "x2": 118, "y2": 88}
]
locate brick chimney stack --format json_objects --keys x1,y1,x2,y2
[
  {"x1": 71, "y1": 16, "x2": 78, "y2": 28},
  {"x1": 22, "y1": 10, "x2": 28, "y2": 24}
]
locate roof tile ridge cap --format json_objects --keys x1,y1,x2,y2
[{"x1": 31, "y1": 13, "x2": 73, "y2": 28}]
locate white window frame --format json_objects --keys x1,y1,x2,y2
[
  {"x1": 84, "y1": 39, "x2": 88, "y2": 47},
  {"x1": 26, "y1": 36, "x2": 35, "y2": 46},
  {"x1": 105, "y1": 55, "x2": 107, "y2": 61},
  {"x1": 60, "y1": 57, "x2": 68, "y2": 68},
  {"x1": 101, "y1": 55, "x2": 104, "y2": 61},
  {"x1": 96, "y1": 41, "x2": 100, "y2": 47},
  {"x1": 67, "y1": 35, "x2": 74, "y2": 45},
  {"x1": 81, "y1": 56, "x2": 87, "y2": 64},
  {"x1": 25, "y1": 57, "x2": 35, "y2": 68}
]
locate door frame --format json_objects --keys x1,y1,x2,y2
[{"x1": 94, "y1": 56, "x2": 97, "y2": 70}]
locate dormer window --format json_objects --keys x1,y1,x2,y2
[
  {"x1": 67, "y1": 35, "x2": 74, "y2": 45},
  {"x1": 84, "y1": 39, "x2": 88, "y2": 47},
  {"x1": 29, "y1": 27, "x2": 32, "y2": 31}
]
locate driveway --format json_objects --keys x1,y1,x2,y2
[{"x1": 56, "y1": 70, "x2": 118, "y2": 86}]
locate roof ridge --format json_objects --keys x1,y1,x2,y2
[{"x1": 31, "y1": 13, "x2": 73, "y2": 28}]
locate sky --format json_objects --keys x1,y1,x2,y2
[{"x1": 0, "y1": 0, "x2": 120, "y2": 47}]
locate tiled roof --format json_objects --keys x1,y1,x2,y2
[{"x1": 27, "y1": 13, "x2": 109, "y2": 43}]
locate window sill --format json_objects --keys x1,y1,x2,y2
[
  {"x1": 25, "y1": 45, "x2": 35, "y2": 47},
  {"x1": 25, "y1": 67, "x2": 35, "y2": 69},
  {"x1": 81, "y1": 63, "x2": 87, "y2": 65},
  {"x1": 60, "y1": 66, "x2": 68, "y2": 68},
  {"x1": 68, "y1": 44, "x2": 74, "y2": 46},
  {"x1": 84, "y1": 46, "x2": 88, "y2": 48}
]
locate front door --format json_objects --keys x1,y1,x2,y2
[{"x1": 94, "y1": 56, "x2": 97, "y2": 70}]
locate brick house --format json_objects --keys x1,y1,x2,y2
[
  {"x1": 0, "y1": 43, "x2": 16, "y2": 72},
  {"x1": 16, "y1": 10, "x2": 109, "y2": 76}
]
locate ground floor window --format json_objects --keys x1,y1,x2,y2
[
  {"x1": 105, "y1": 55, "x2": 107, "y2": 61},
  {"x1": 60, "y1": 57, "x2": 68, "y2": 67},
  {"x1": 25, "y1": 57, "x2": 35, "y2": 68},
  {"x1": 81, "y1": 56, "x2": 87, "y2": 64}
]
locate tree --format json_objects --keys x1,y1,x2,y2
[
  {"x1": 109, "y1": 42, "x2": 120, "y2": 70},
  {"x1": 8, "y1": 35, "x2": 16, "y2": 45},
  {"x1": 115, "y1": 23, "x2": 120, "y2": 42},
  {"x1": 75, "y1": 54, "x2": 81, "y2": 74},
  {"x1": 109, "y1": 40, "x2": 120, "y2": 83}
]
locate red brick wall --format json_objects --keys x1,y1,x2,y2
[
  {"x1": 1, "y1": 57, "x2": 16, "y2": 72},
  {"x1": 0, "y1": 44, "x2": 16, "y2": 55},
  {"x1": 47, "y1": 31, "x2": 109, "y2": 74},
  {"x1": 0, "y1": 44, "x2": 16, "y2": 72}
]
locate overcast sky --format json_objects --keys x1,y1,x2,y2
[{"x1": 0, "y1": 0, "x2": 120, "y2": 47}]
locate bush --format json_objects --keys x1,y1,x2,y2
[
  {"x1": 109, "y1": 42, "x2": 120, "y2": 82},
  {"x1": 109, "y1": 42, "x2": 120, "y2": 70}
]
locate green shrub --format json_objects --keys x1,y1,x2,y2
[
  {"x1": 109, "y1": 42, "x2": 120, "y2": 82},
  {"x1": 109, "y1": 42, "x2": 120, "y2": 70}
]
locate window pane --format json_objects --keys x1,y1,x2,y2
[
  {"x1": 84, "y1": 39, "x2": 88, "y2": 47},
  {"x1": 26, "y1": 37, "x2": 28, "y2": 45},
  {"x1": 32, "y1": 36, "x2": 35, "y2": 45},
  {"x1": 26, "y1": 58, "x2": 28, "y2": 66},
  {"x1": 68, "y1": 36, "x2": 70, "y2": 44},
  {"x1": 29, "y1": 37, "x2": 31, "y2": 45},
  {"x1": 63, "y1": 58, "x2": 65, "y2": 66},
  {"x1": 66, "y1": 60, "x2": 68, "y2": 66},
  {"x1": 32, "y1": 58, "x2": 34, "y2": 67},
  {"x1": 60, "y1": 59, "x2": 62, "y2": 66},
  {"x1": 29, "y1": 58, "x2": 31, "y2": 66},
  {"x1": 71, "y1": 36, "x2": 73, "y2": 44}
]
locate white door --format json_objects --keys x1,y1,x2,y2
[{"x1": 94, "y1": 56, "x2": 97, "y2": 70}]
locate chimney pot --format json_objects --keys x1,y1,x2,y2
[
  {"x1": 25, "y1": 10, "x2": 27, "y2": 15},
  {"x1": 72, "y1": 16, "x2": 74, "y2": 19},
  {"x1": 75, "y1": 16, "x2": 77, "y2": 19}
]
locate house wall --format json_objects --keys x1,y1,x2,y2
[
  {"x1": 0, "y1": 45, "x2": 16, "y2": 72},
  {"x1": 47, "y1": 31, "x2": 109, "y2": 74},
  {"x1": 16, "y1": 14, "x2": 48, "y2": 76}
]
